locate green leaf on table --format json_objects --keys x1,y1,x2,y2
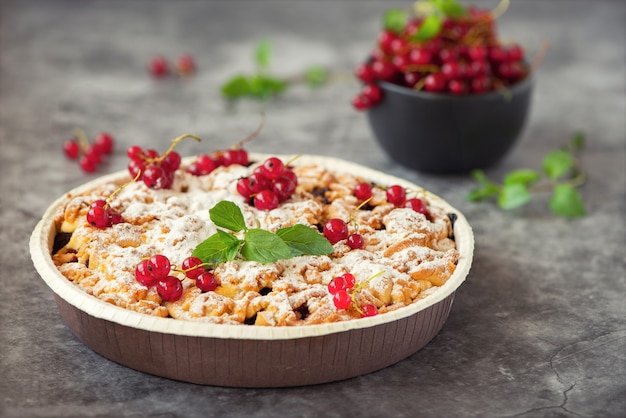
[
  {"x1": 255, "y1": 39, "x2": 272, "y2": 71},
  {"x1": 221, "y1": 75, "x2": 252, "y2": 99},
  {"x1": 498, "y1": 183, "x2": 531, "y2": 210},
  {"x1": 549, "y1": 184, "x2": 586, "y2": 217},
  {"x1": 570, "y1": 131, "x2": 585, "y2": 151},
  {"x1": 209, "y1": 201, "x2": 247, "y2": 232},
  {"x1": 249, "y1": 75, "x2": 288, "y2": 99},
  {"x1": 411, "y1": 15, "x2": 442, "y2": 41},
  {"x1": 383, "y1": 9, "x2": 408, "y2": 34},
  {"x1": 543, "y1": 150, "x2": 573, "y2": 180},
  {"x1": 192, "y1": 230, "x2": 242, "y2": 265},
  {"x1": 241, "y1": 229, "x2": 293, "y2": 263},
  {"x1": 431, "y1": 0, "x2": 468, "y2": 18},
  {"x1": 276, "y1": 224, "x2": 334, "y2": 257},
  {"x1": 467, "y1": 169, "x2": 500, "y2": 201},
  {"x1": 304, "y1": 66, "x2": 327, "y2": 88},
  {"x1": 503, "y1": 169, "x2": 541, "y2": 186}
]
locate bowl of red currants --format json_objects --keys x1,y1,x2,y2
[{"x1": 353, "y1": 1, "x2": 534, "y2": 174}]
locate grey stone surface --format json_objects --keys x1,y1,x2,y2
[{"x1": 1, "y1": 0, "x2": 624, "y2": 417}]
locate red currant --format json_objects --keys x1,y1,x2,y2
[
  {"x1": 347, "y1": 233, "x2": 364, "y2": 250},
  {"x1": 354, "y1": 182, "x2": 373, "y2": 201},
  {"x1": 93, "y1": 132, "x2": 114, "y2": 155},
  {"x1": 328, "y1": 276, "x2": 347, "y2": 295},
  {"x1": 360, "y1": 303, "x2": 378, "y2": 317},
  {"x1": 196, "y1": 271, "x2": 218, "y2": 292},
  {"x1": 157, "y1": 276, "x2": 183, "y2": 302},
  {"x1": 333, "y1": 290, "x2": 352, "y2": 310},
  {"x1": 386, "y1": 185, "x2": 406, "y2": 207},
  {"x1": 254, "y1": 189, "x2": 280, "y2": 211},
  {"x1": 423, "y1": 74, "x2": 446, "y2": 93},
  {"x1": 361, "y1": 84, "x2": 382, "y2": 104},
  {"x1": 272, "y1": 176, "x2": 296, "y2": 202},
  {"x1": 142, "y1": 165, "x2": 167, "y2": 189},
  {"x1": 79, "y1": 155, "x2": 97, "y2": 173},
  {"x1": 148, "y1": 55, "x2": 169, "y2": 77},
  {"x1": 147, "y1": 254, "x2": 171, "y2": 280},
  {"x1": 161, "y1": 151, "x2": 181, "y2": 172},
  {"x1": 323, "y1": 218, "x2": 349, "y2": 244},
  {"x1": 181, "y1": 256, "x2": 205, "y2": 280},
  {"x1": 355, "y1": 63, "x2": 375, "y2": 84},
  {"x1": 260, "y1": 157, "x2": 285, "y2": 180},
  {"x1": 63, "y1": 139, "x2": 80, "y2": 159},
  {"x1": 404, "y1": 198, "x2": 432, "y2": 220},
  {"x1": 87, "y1": 206, "x2": 110, "y2": 228},
  {"x1": 135, "y1": 259, "x2": 158, "y2": 287},
  {"x1": 342, "y1": 273, "x2": 356, "y2": 289},
  {"x1": 176, "y1": 54, "x2": 196, "y2": 75}
]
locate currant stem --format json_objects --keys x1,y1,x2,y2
[
  {"x1": 232, "y1": 112, "x2": 265, "y2": 150},
  {"x1": 149, "y1": 134, "x2": 203, "y2": 164},
  {"x1": 73, "y1": 128, "x2": 91, "y2": 152},
  {"x1": 105, "y1": 170, "x2": 142, "y2": 209},
  {"x1": 350, "y1": 270, "x2": 385, "y2": 312}
]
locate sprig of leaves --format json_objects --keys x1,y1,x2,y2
[
  {"x1": 384, "y1": 0, "x2": 468, "y2": 41},
  {"x1": 221, "y1": 39, "x2": 328, "y2": 100},
  {"x1": 192, "y1": 201, "x2": 334, "y2": 264},
  {"x1": 467, "y1": 132, "x2": 587, "y2": 218}
]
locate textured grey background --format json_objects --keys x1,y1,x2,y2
[{"x1": 1, "y1": 0, "x2": 624, "y2": 417}]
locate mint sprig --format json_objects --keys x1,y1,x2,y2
[
  {"x1": 220, "y1": 39, "x2": 328, "y2": 100},
  {"x1": 192, "y1": 201, "x2": 334, "y2": 264},
  {"x1": 467, "y1": 132, "x2": 587, "y2": 218}
]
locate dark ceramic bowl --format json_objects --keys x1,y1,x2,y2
[{"x1": 366, "y1": 76, "x2": 534, "y2": 174}]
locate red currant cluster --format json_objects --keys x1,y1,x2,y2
[
  {"x1": 187, "y1": 148, "x2": 249, "y2": 176},
  {"x1": 148, "y1": 54, "x2": 196, "y2": 78},
  {"x1": 354, "y1": 182, "x2": 432, "y2": 221},
  {"x1": 63, "y1": 131, "x2": 115, "y2": 173},
  {"x1": 236, "y1": 157, "x2": 298, "y2": 211},
  {"x1": 323, "y1": 218, "x2": 363, "y2": 250},
  {"x1": 328, "y1": 273, "x2": 378, "y2": 317},
  {"x1": 127, "y1": 146, "x2": 181, "y2": 190},
  {"x1": 353, "y1": 6, "x2": 528, "y2": 110},
  {"x1": 134, "y1": 254, "x2": 218, "y2": 303},
  {"x1": 86, "y1": 199, "x2": 124, "y2": 229}
]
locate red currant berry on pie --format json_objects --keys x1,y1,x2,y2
[
  {"x1": 342, "y1": 273, "x2": 356, "y2": 289},
  {"x1": 360, "y1": 303, "x2": 378, "y2": 317},
  {"x1": 143, "y1": 164, "x2": 167, "y2": 189},
  {"x1": 236, "y1": 177, "x2": 253, "y2": 199},
  {"x1": 386, "y1": 185, "x2": 406, "y2": 207},
  {"x1": 63, "y1": 139, "x2": 80, "y2": 159},
  {"x1": 147, "y1": 254, "x2": 171, "y2": 281},
  {"x1": 196, "y1": 271, "x2": 218, "y2": 292},
  {"x1": 148, "y1": 55, "x2": 169, "y2": 77},
  {"x1": 135, "y1": 259, "x2": 158, "y2": 287},
  {"x1": 328, "y1": 276, "x2": 347, "y2": 295},
  {"x1": 347, "y1": 233, "x2": 364, "y2": 250},
  {"x1": 333, "y1": 290, "x2": 352, "y2": 310},
  {"x1": 254, "y1": 189, "x2": 280, "y2": 211},
  {"x1": 87, "y1": 205, "x2": 110, "y2": 228},
  {"x1": 157, "y1": 276, "x2": 183, "y2": 302},
  {"x1": 247, "y1": 172, "x2": 270, "y2": 195},
  {"x1": 222, "y1": 149, "x2": 248, "y2": 167},
  {"x1": 161, "y1": 151, "x2": 181, "y2": 172},
  {"x1": 181, "y1": 256, "x2": 205, "y2": 280},
  {"x1": 127, "y1": 145, "x2": 144, "y2": 161},
  {"x1": 354, "y1": 182, "x2": 373, "y2": 201},
  {"x1": 323, "y1": 218, "x2": 349, "y2": 244},
  {"x1": 93, "y1": 132, "x2": 114, "y2": 155},
  {"x1": 128, "y1": 159, "x2": 146, "y2": 179},
  {"x1": 108, "y1": 212, "x2": 124, "y2": 225},
  {"x1": 272, "y1": 176, "x2": 296, "y2": 202},
  {"x1": 260, "y1": 157, "x2": 285, "y2": 180},
  {"x1": 404, "y1": 198, "x2": 431, "y2": 220},
  {"x1": 193, "y1": 154, "x2": 219, "y2": 175}
]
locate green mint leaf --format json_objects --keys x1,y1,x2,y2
[
  {"x1": 498, "y1": 183, "x2": 531, "y2": 210},
  {"x1": 275, "y1": 224, "x2": 334, "y2": 256},
  {"x1": 471, "y1": 169, "x2": 494, "y2": 186},
  {"x1": 305, "y1": 66, "x2": 327, "y2": 88},
  {"x1": 503, "y1": 169, "x2": 541, "y2": 186},
  {"x1": 570, "y1": 131, "x2": 585, "y2": 151},
  {"x1": 433, "y1": 0, "x2": 468, "y2": 17},
  {"x1": 543, "y1": 150, "x2": 573, "y2": 180},
  {"x1": 209, "y1": 201, "x2": 247, "y2": 232},
  {"x1": 383, "y1": 9, "x2": 408, "y2": 34},
  {"x1": 466, "y1": 185, "x2": 499, "y2": 201},
  {"x1": 255, "y1": 39, "x2": 272, "y2": 71},
  {"x1": 241, "y1": 229, "x2": 293, "y2": 263},
  {"x1": 221, "y1": 75, "x2": 252, "y2": 99},
  {"x1": 411, "y1": 15, "x2": 442, "y2": 41},
  {"x1": 249, "y1": 75, "x2": 288, "y2": 99},
  {"x1": 549, "y1": 184, "x2": 586, "y2": 217},
  {"x1": 192, "y1": 230, "x2": 241, "y2": 265}
]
